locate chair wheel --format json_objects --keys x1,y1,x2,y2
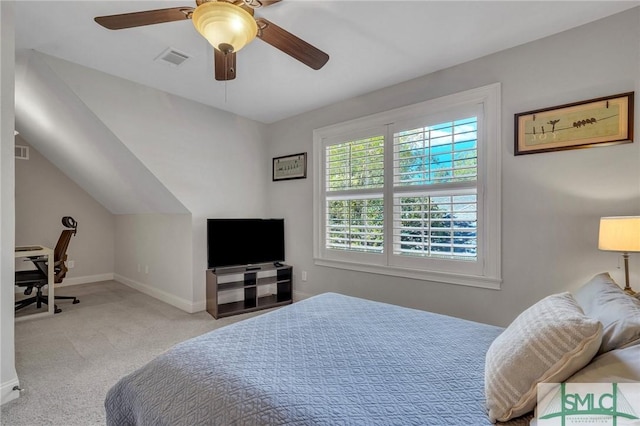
[
  {"x1": 54, "y1": 306, "x2": 62, "y2": 314},
  {"x1": 73, "y1": 300, "x2": 79, "y2": 304}
]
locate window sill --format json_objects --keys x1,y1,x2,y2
[{"x1": 314, "y1": 258, "x2": 502, "y2": 290}]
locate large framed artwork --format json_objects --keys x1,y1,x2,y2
[{"x1": 514, "y1": 92, "x2": 634, "y2": 155}]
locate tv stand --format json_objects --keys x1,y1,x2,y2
[{"x1": 206, "y1": 263, "x2": 292, "y2": 319}]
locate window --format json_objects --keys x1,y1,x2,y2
[
  {"x1": 326, "y1": 135, "x2": 384, "y2": 254},
  {"x1": 313, "y1": 84, "x2": 501, "y2": 289}
]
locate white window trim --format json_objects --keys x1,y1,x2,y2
[{"x1": 313, "y1": 83, "x2": 502, "y2": 290}]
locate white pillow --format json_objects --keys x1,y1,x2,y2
[
  {"x1": 485, "y1": 292, "x2": 602, "y2": 423},
  {"x1": 573, "y1": 272, "x2": 640, "y2": 353},
  {"x1": 567, "y1": 344, "x2": 640, "y2": 383}
]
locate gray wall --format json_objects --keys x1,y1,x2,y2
[
  {"x1": 266, "y1": 8, "x2": 640, "y2": 327},
  {"x1": 14, "y1": 140, "x2": 115, "y2": 284},
  {"x1": 114, "y1": 214, "x2": 193, "y2": 311}
]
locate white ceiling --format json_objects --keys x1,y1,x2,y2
[{"x1": 15, "y1": 1, "x2": 640, "y2": 124}]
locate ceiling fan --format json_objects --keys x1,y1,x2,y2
[{"x1": 94, "y1": 0, "x2": 329, "y2": 81}]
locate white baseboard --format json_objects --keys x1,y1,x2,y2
[
  {"x1": 14, "y1": 273, "x2": 115, "y2": 293},
  {"x1": 57, "y1": 273, "x2": 114, "y2": 287},
  {"x1": 114, "y1": 274, "x2": 204, "y2": 313},
  {"x1": 1, "y1": 378, "x2": 20, "y2": 405}
]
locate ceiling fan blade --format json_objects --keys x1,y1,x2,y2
[
  {"x1": 258, "y1": 0, "x2": 282, "y2": 6},
  {"x1": 243, "y1": 0, "x2": 282, "y2": 8},
  {"x1": 255, "y1": 18, "x2": 329, "y2": 70},
  {"x1": 214, "y1": 50, "x2": 237, "y2": 81},
  {"x1": 95, "y1": 7, "x2": 194, "y2": 30}
]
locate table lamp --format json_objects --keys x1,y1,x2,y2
[{"x1": 598, "y1": 216, "x2": 640, "y2": 296}]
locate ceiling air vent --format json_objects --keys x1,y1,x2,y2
[
  {"x1": 15, "y1": 145, "x2": 29, "y2": 160},
  {"x1": 155, "y1": 48, "x2": 191, "y2": 67}
]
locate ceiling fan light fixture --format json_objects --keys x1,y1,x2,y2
[{"x1": 192, "y1": 2, "x2": 257, "y2": 54}]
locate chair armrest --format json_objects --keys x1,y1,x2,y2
[
  {"x1": 27, "y1": 257, "x2": 67, "y2": 280},
  {"x1": 29, "y1": 258, "x2": 50, "y2": 275}
]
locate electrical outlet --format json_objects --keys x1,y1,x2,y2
[
  {"x1": 67, "y1": 260, "x2": 75, "y2": 269},
  {"x1": 301, "y1": 271, "x2": 307, "y2": 281}
]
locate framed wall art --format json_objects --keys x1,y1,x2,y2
[
  {"x1": 272, "y1": 152, "x2": 307, "y2": 181},
  {"x1": 514, "y1": 92, "x2": 633, "y2": 155}
]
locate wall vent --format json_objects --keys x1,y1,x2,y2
[
  {"x1": 15, "y1": 145, "x2": 29, "y2": 160},
  {"x1": 155, "y1": 48, "x2": 191, "y2": 67}
]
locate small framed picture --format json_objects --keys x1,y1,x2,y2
[
  {"x1": 273, "y1": 153, "x2": 307, "y2": 181},
  {"x1": 514, "y1": 92, "x2": 634, "y2": 155}
]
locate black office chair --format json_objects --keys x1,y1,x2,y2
[{"x1": 15, "y1": 216, "x2": 80, "y2": 314}]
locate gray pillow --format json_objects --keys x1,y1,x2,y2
[{"x1": 573, "y1": 273, "x2": 640, "y2": 354}]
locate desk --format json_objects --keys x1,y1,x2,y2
[{"x1": 15, "y1": 245, "x2": 54, "y2": 321}]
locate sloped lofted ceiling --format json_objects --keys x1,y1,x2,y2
[{"x1": 15, "y1": 50, "x2": 189, "y2": 215}]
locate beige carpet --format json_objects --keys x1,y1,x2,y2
[{"x1": 1, "y1": 280, "x2": 264, "y2": 425}]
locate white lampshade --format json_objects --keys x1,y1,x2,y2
[
  {"x1": 192, "y1": 2, "x2": 257, "y2": 54},
  {"x1": 598, "y1": 216, "x2": 640, "y2": 252}
]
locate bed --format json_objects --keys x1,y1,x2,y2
[{"x1": 105, "y1": 273, "x2": 640, "y2": 425}]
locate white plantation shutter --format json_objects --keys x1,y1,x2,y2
[
  {"x1": 393, "y1": 193, "x2": 477, "y2": 259},
  {"x1": 325, "y1": 135, "x2": 385, "y2": 254},
  {"x1": 393, "y1": 118, "x2": 478, "y2": 187},
  {"x1": 326, "y1": 198, "x2": 384, "y2": 252},
  {"x1": 314, "y1": 84, "x2": 501, "y2": 288},
  {"x1": 392, "y1": 116, "x2": 479, "y2": 262},
  {"x1": 326, "y1": 136, "x2": 384, "y2": 192}
]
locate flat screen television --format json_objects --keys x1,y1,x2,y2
[{"x1": 207, "y1": 218, "x2": 285, "y2": 269}]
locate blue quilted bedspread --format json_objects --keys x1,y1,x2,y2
[{"x1": 105, "y1": 293, "x2": 508, "y2": 425}]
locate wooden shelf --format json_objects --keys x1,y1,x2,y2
[
  {"x1": 218, "y1": 281, "x2": 253, "y2": 291},
  {"x1": 216, "y1": 297, "x2": 291, "y2": 318},
  {"x1": 206, "y1": 264, "x2": 292, "y2": 319}
]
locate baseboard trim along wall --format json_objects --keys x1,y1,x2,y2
[
  {"x1": 14, "y1": 273, "x2": 115, "y2": 293},
  {"x1": 1, "y1": 378, "x2": 21, "y2": 405},
  {"x1": 57, "y1": 273, "x2": 114, "y2": 287},
  {"x1": 114, "y1": 274, "x2": 205, "y2": 313}
]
